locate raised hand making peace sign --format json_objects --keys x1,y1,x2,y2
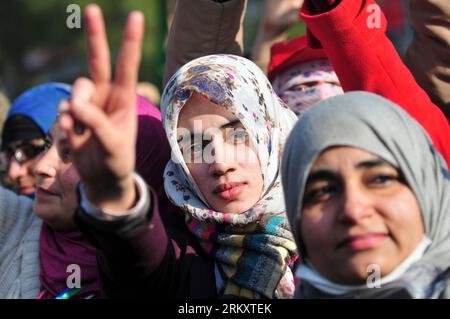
[{"x1": 59, "y1": 4, "x2": 144, "y2": 212}]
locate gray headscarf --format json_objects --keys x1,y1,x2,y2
[{"x1": 282, "y1": 91, "x2": 450, "y2": 298}]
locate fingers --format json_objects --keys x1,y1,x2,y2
[
  {"x1": 59, "y1": 99, "x2": 115, "y2": 152},
  {"x1": 59, "y1": 77, "x2": 111, "y2": 150},
  {"x1": 115, "y1": 11, "x2": 145, "y2": 92},
  {"x1": 72, "y1": 77, "x2": 96, "y2": 104},
  {"x1": 65, "y1": 7, "x2": 142, "y2": 150},
  {"x1": 57, "y1": 99, "x2": 70, "y2": 115},
  {"x1": 85, "y1": 4, "x2": 111, "y2": 86}
]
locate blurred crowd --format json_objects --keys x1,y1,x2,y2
[{"x1": 0, "y1": 0, "x2": 450, "y2": 300}]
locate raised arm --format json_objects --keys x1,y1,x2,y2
[
  {"x1": 251, "y1": 0, "x2": 302, "y2": 74},
  {"x1": 59, "y1": 4, "x2": 204, "y2": 298},
  {"x1": 405, "y1": 0, "x2": 450, "y2": 119},
  {"x1": 301, "y1": 0, "x2": 450, "y2": 165}
]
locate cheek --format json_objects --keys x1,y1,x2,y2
[
  {"x1": 186, "y1": 163, "x2": 209, "y2": 187},
  {"x1": 379, "y1": 188, "x2": 424, "y2": 245},
  {"x1": 242, "y1": 161, "x2": 263, "y2": 184},
  {"x1": 238, "y1": 146, "x2": 263, "y2": 183},
  {"x1": 60, "y1": 167, "x2": 80, "y2": 204},
  {"x1": 300, "y1": 208, "x2": 335, "y2": 252}
]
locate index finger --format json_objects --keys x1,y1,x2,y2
[
  {"x1": 85, "y1": 4, "x2": 111, "y2": 86},
  {"x1": 114, "y1": 11, "x2": 145, "y2": 91}
]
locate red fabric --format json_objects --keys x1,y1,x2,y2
[
  {"x1": 301, "y1": 0, "x2": 450, "y2": 166},
  {"x1": 268, "y1": 35, "x2": 328, "y2": 80}
]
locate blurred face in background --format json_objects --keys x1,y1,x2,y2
[
  {"x1": 272, "y1": 59, "x2": 344, "y2": 117},
  {"x1": 4, "y1": 139, "x2": 46, "y2": 196},
  {"x1": 33, "y1": 124, "x2": 80, "y2": 231}
]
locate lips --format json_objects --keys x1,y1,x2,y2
[
  {"x1": 36, "y1": 187, "x2": 59, "y2": 198},
  {"x1": 213, "y1": 182, "x2": 246, "y2": 201},
  {"x1": 338, "y1": 232, "x2": 388, "y2": 252}
]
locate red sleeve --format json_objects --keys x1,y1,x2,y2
[{"x1": 301, "y1": 0, "x2": 450, "y2": 166}]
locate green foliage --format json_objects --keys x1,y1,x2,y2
[{"x1": 0, "y1": 0, "x2": 167, "y2": 98}]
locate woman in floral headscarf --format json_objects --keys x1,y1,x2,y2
[
  {"x1": 76, "y1": 54, "x2": 299, "y2": 299},
  {"x1": 161, "y1": 54, "x2": 298, "y2": 298}
]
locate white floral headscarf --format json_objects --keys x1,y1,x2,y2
[
  {"x1": 272, "y1": 59, "x2": 344, "y2": 117},
  {"x1": 160, "y1": 54, "x2": 298, "y2": 299}
]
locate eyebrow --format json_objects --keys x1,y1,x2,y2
[
  {"x1": 355, "y1": 158, "x2": 392, "y2": 169},
  {"x1": 219, "y1": 119, "x2": 241, "y2": 129},
  {"x1": 305, "y1": 170, "x2": 338, "y2": 185},
  {"x1": 305, "y1": 158, "x2": 393, "y2": 185},
  {"x1": 177, "y1": 119, "x2": 242, "y2": 143},
  {"x1": 177, "y1": 132, "x2": 205, "y2": 144}
]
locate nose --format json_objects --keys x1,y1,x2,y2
[
  {"x1": 208, "y1": 138, "x2": 237, "y2": 177},
  {"x1": 33, "y1": 146, "x2": 58, "y2": 179},
  {"x1": 338, "y1": 184, "x2": 373, "y2": 224},
  {"x1": 8, "y1": 157, "x2": 27, "y2": 181}
]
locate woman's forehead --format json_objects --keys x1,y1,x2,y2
[
  {"x1": 177, "y1": 92, "x2": 239, "y2": 130},
  {"x1": 310, "y1": 146, "x2": 389, "y2": 171}
]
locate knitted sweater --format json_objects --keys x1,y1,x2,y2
[{"x1": 0, "y1": 186, "x2": 41, "y2": 298}]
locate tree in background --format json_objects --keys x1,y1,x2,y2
[{"x1": 0, "y1": 0, "x2": 167, "y2": 98}]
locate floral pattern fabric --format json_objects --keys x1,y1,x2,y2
[
  {"x1": 271, "y1": 59, "x2": 344, "y2": 117},
  {"x1": 160, "y1": 54, "x2": 298, "y2": 298}
]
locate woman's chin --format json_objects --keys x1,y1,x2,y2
[
  {"x1": 33, "y1": 200, "x2": 60, "y2": 220},
  {"x1": 211, "y1": 200, "x2": 256, "y2": 215}
]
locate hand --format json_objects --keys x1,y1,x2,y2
[
  {"x1": 260, "y1": 0, "x2": 302, "y2": 37},
  {"x1": 252, "y1": 0, "x2": 302, "y2": 73},
  {"x1": 59, "y1": 4, "x2": 144, "y2": 212}
]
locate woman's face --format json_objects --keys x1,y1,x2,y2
[
  {"x1": 177, "y1": 92, "x2": 264, "y2": 214},
  {"x1": 33, "y1": 124, "x2": 80, "y2": 231},
  {"x1": 300, "y1": 146, "x2": 424, "y2": 285},
  {"x1": 5, "y1": 139, "x2": 46, "y2": 196}
]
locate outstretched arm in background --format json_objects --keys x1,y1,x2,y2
[
  {"x1": 405, "y1": 0, "x2": 450, "y2": 119},
  {"x1": 251, "y1": 0, "x2": 302, "y2": 74},
  {"x1": 301, "y1": 0, "x2": 450, "y2": 165},
  {"x1": 163, "y1": 0, "x2": 246, "y2": 86}
]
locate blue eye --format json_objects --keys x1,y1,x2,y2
[
  {"x1": 228, "y1": 128, "x2": 248, "y2": 143},
  {"x1": 182, "y1": 140, "x2": 210, "y2": 163},
  {"x1": 191, "y1": 143, "x2": 203, "y2": 154}
]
